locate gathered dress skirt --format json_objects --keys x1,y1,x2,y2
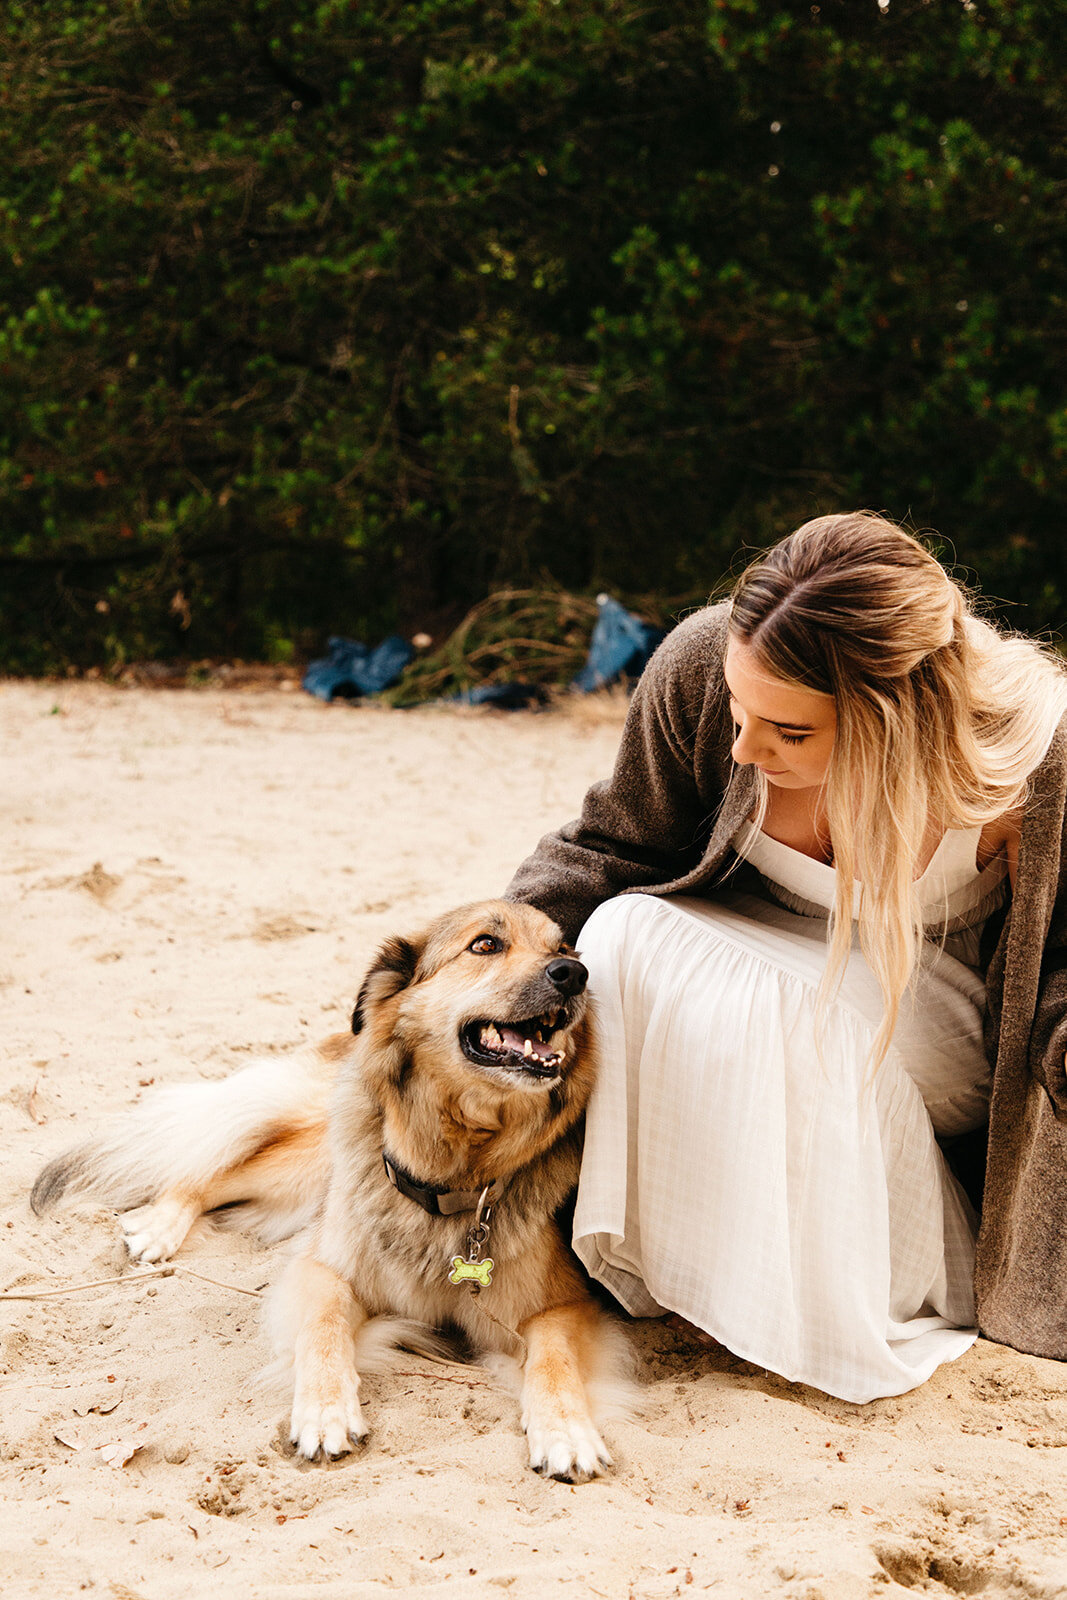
[{"x1": 571, "y1": 886, "x2": 993, "y2": 1403}]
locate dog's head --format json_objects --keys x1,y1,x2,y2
[{"x1": 347, "y1": 900, "x2": 595, "y2": 1169}]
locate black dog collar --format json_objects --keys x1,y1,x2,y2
[{"x1": 382, "y1": 1153, "x2": 506, "y2": 1216}]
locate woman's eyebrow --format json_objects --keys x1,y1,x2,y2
[
  {"x1": 726, "y1": 687, "x2": 818, "y2": 735},
  {"x1": 723, "y1": 672, "x2": 825, "y2": 732}
]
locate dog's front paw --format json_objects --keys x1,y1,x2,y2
[
  {"x1": 121, "y1": 1195, "x2": 199, "y2": 1263},
  {"x1": 289, "y1": 1379, "x2": 367, "y2": 1462},
  {"x1": 523, "y1": 1409, "x2": 613, "y2": 1483}
]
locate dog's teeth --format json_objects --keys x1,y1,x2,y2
[{"x1": 523, "y1": 1037, "x2": 533, "y2": 1058}]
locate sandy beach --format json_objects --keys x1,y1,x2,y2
[{"x1": 3, "y1": 677, "x2": 1067, "y2": 1600}]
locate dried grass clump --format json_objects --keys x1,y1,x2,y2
[{"x1": 383, "y1": 587, "x2": 602, "y2": 705}]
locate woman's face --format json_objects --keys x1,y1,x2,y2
[{"x1": 724, "y1": 636, "x2": 836, "y2": 791}]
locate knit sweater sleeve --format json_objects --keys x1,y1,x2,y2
[
  {"x1": 1025, "y1": 732, "x2": 1067, "y2": 1119},
  {"x1": 1000, "y1": 723, "x2": 1067, "y2": 1119},
  {"x1": 503, "y1": 605, "x2": 735, "y2": 943},
  {"x1": 1030, "y1": 968, "x2": 1067, "y2": 1119}
]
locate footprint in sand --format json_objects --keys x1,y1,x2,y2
[
  {"x1": 37, "y1": 858, "x2": 185, "y2": 908},
  {"x1": 250, "y1": 913, "x2": 322, "y2": 942}
]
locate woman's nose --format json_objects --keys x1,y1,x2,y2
[{"x1": 732, "y1": 717, "x2": 762, "y2": 765}]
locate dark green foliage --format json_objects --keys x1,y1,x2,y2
[{"x1": 1, "y1": 1, "x2": 1065, "y2": 672}]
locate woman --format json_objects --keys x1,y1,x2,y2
[{"x1": 505, "y1": 512, "x2": 1067, "y2": 1401}]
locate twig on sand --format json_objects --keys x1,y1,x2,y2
[
  {"x1": 0, "y1": 1263, "x2": 264, "y2": 1301},
  {"x1": 391, "y1": 1367, "x2": 496, "y2": 1389},
  {"x1": 173, "y1": 1265, "x2": 264, "y2": 1298}
]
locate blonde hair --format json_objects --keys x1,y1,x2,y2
[{"x1": 729, "y1": 511, "x2": 1067, "y2": 1062}]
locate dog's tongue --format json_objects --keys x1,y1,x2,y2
[{"x1": 499, "y1": 1024, "x2": 553, "y2": 1062}]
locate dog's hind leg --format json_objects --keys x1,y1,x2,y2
[
  {"x1": 121, "y1": 1122, "x2": 328, "y2": 1263},
  {"x1": 518, "y1": 1299, "x2": 614, "y2": 1483},
  {"x1": 121, "y1": 1189, "x2": 204, "y2": 1263},
  {"x1": 272, "y1": 1254, "x2": 368, "y2": 1460}
]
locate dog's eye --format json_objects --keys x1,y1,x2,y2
[{"x1": 469, "y1": 935, "x2": 503, "y2": 955}]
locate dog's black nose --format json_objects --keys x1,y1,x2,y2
[{"x1": 545, "y1": 957, "x2": 588, "y2": 997}]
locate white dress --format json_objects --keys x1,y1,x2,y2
[{"x1": 571, "y1": 826, "x2": 1009, "y2": 1403}]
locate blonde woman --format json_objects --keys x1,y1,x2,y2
[{"x1": 506, "y1": 512, "x2": 1067, "y2": 1402}]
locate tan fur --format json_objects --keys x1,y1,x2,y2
[
  {"x1": 33, "y1": 899, "x2": 631, "y2": 1481},
  {"x1": 121, "y1": 1114, "x2": 331, "y2": 1262},
  {"x1": 520, "y1": 1299, "x2": 610, "y2": 1469},
  {"x1": 316, "y1": 1031, "x2": 357, "y2": 1064}
]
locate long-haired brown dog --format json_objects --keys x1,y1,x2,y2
[{"x1": 32, "y1": 900, "x2": 631, "y2": 1481}]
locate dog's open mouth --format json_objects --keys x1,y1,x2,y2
[{"x1": 461, "y1": 1008, "x2": 569, "y2": 1078}]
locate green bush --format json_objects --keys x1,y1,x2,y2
[{"x1": 1, "y1": 2, "x2": 1064, "y2": 671}]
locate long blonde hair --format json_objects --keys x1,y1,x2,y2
[{"x1": 729, "y1": 511, "x2": 1067, "y2": 1062}]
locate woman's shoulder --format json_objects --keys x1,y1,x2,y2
[
  {"x1": 621, "y1": 602, "x2": 734, "y2": 771},
  {"x1": 645, "y1": 601, "x2": 730, "y2": 683},
  {"x1": 1020, "y1": 711, "x2": 1067, "y2": 811},
  {"x1": 660, "y1": 599, "x2": 729, "y2": 644},
  {"x1": 998, "y1": 713, "x2": 1067, "y2": 883},
  {"x1": 1041, "y1": 711, "x2": 1067, "y2": 769}
]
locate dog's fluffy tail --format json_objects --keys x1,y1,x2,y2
[{"x1": 30, "y1": 1053, "x2": 333, "y2": 1230}]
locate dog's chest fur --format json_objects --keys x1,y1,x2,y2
[{"x1": 313, "y1": 1076, "x2": 584, "y2": 1338}]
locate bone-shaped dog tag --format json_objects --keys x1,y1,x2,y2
[{"x1": 449, "y1": 1255, "x2": 494, "y2": 1288}]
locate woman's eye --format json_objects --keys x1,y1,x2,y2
[
  {"x1": 469, "y1": 935, "x2": 502, "y2": 955},
  {"x1": 780, "y1": 733, "x2": 808, "y2": 746}
]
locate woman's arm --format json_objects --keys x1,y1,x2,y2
[
  {"x1": 1010, "y1": 729, "x2": 1067, "y2": 1114},
  {"x1": 504, "y1": 606, "x2": 736, "y2": 942}
]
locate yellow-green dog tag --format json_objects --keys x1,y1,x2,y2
[{"x1": 449, "y1": 1256, "x2": 494, "y2": 1288}]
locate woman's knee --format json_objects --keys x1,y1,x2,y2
[{"x1": 577, "y1": 893, "x2": 663, "y2": 953}]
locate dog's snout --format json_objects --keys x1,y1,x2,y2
[{"x1": 545, "y1": 957, "x2": 588, "y2": 997}]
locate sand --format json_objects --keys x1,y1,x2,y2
[{"x1": 3, "y1": 677, "x2": 1067, "y2": 1600}]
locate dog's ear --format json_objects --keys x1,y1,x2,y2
[{"x1": 351, "y1": 935, "x2": 420, "y2": 1034}]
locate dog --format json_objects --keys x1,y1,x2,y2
[{"x1": 31, "y1": 899, "x2": 631, "y2": 1481}]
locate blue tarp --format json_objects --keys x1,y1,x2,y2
[
  {"x1": 571, "y1": 594, "x2": 665, "y2": 693},
  {"x1": 302, "y1": 634, "x2": 415, "y2": 702}
]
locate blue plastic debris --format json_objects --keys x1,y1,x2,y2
[
  {"x1": 302, "y1": 634, "x2": 415, "y2": 702},
  {"x1": 446, "y1": 681, "x2": 548, "y2": 710},
  {"x1": 571, "y1": 594, "x2": 665, "y2": 693}
]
